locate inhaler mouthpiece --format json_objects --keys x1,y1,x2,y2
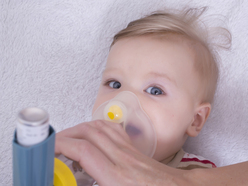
[
  {"x1": 106, "y1": 104, "x2": 124, "y2": 121},
  {"x1": 92, "y1": 91, "x2": 157, "y2": 157}
]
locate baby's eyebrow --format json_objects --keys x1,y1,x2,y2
[
  {"x1": 102, "y1": 68, "x2": 121, "y2": 75},
  {"x1": 148, "y1": 72, "x2": 177, "y2": 86}
]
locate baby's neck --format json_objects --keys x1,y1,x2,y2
[{"x1": 159, "y1": 153, "x2": 177, "y2": 165}]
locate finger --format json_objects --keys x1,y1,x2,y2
[
  {"x1": 57, "y1": 121, "x2": 136, "y2": 155},
  {"x1": 81, "y1": 123, "x2": 133, "y2": 163},
  {"x1": 89, "y1": 120, "x2": 134, "y2": 148},
  {"x1": 58, "y1": 120, "x2": 131, "y2": 144},
  {"x1": 55, "y1": 136, "x2": 116, "y2": 182},
  {"x1": 92, "y1": 120, "x2": 132, "y2": 144},
  {"x1": 56, "y1": 121, "x2": 141, "y2": 164},
  {"x1": 56, "y1": 124, "x2": 123, "y2": 165},
  {"x1": 82, "y1": 122, "x2": 140, "y2": 163}
]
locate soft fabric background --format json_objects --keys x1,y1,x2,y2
[{"x1": 1, "y1": 0, "x2": 247, "y2": 185}]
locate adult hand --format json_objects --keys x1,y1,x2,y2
[{"x1": 55, "y1": 120, "x2": 187, "y2": 186}]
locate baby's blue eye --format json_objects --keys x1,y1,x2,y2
[
  {"x1": 109, "y1": 81, "x2": 121, "y2": 89},
  {"x1": 146, "y1": 87, "x2": 163, "y2": 95}
]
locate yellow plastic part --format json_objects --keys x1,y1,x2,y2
[
  {"x1": 54, "y1": 158, "x2": 77, "y2": 186},
  {"x1": 108, "y1": 105, "x2": 123, "y2": 120},
  {"x1": 107, "y1": 112, "x2": 115, "y2": 120}
]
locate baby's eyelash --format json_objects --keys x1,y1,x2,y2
[
  {"x1": 103, "y1": 79, "x2": 121, "y2": 89},
  {"x1": 103, "y1": 79, "x2": 121, "y2": 87},
  {"x1": 103, "y1": 79, "x2": 115, "y2": 86},
  {"x1": 145, "y1": 85, "x2": 166, "y2": 95}
]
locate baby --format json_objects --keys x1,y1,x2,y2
[
  {"x1": 56, "y1": 9, "x2": 232, "y2": 185},
  {"x1": 91, "y1": 8, "x2": 230, "y2": 170}
]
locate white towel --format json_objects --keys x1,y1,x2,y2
[{"x1": 1, "y1": 0, "x2": 247, "y2": 185}]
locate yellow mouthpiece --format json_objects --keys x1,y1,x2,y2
[
  {"x1": 53, "y1": 158, "x2": 77, "y2": 186},
  {"x1": 107, "y1": 105, "x2": 123, "y2": 120}
]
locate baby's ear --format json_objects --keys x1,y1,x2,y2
[{"x1": 186, "y1": 103, "x2": 211, "y2": 137}]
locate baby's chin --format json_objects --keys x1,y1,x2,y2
[
  {"x1": 152, "y1": 151, "x2": 176, "y2": 163},
  {"x1": 152, "y1": 143, "x2": 183, "y2": 162}
]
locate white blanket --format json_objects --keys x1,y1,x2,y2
[{"x1": 1, "y1": 0, "x2": 248, "y2": 185}]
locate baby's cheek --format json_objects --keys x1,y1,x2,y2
[
  {"x1": 155, "y1": 115, "x2": 186, "y2": 145},
  {"x1": 150, "y1": 112, "x2": 175, "y2": 131},
  {"x1": 157, "y1": 127, "x2": 180, "y2": 142}
]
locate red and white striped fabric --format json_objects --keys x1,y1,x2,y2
[
  {"x1": 164, "y1": 149, "x2": 216, "y2": 170},
  {"x1": 178, "y1": 152, "x2": 217, "y2": 169}
]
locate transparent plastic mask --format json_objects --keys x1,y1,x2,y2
[{"x1": 92, "y1": 91, "x2": 157, "y2": 157}]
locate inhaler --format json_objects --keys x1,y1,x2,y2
[
  {"x1": 13, "y1": 107, "x2": 56, "y2": 186},
  {"x1": 13, "y1": 107, "x2": 77, "y2": 186}
]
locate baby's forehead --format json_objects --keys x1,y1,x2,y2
[
  {"x1": 106, "y1": 35, "x2": 200, "y2": 79},
  {"x1": 139, "y1": 34, "x2": 209, "y2": 71},
  {"x1": 108, "y1": 34, "x2": 198, "y2": 66}
]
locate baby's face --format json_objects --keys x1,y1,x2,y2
[{"x1": 93, "y1": 35, "x2": 202, "y2": 162}]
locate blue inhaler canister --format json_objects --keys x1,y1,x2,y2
[{"x1": 13, "y1": 107, "x2": 55, "y2": 186}]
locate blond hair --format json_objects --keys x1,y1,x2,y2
[{"x1": 111, "y1": 7, "x2": 231, "y2": 103}]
